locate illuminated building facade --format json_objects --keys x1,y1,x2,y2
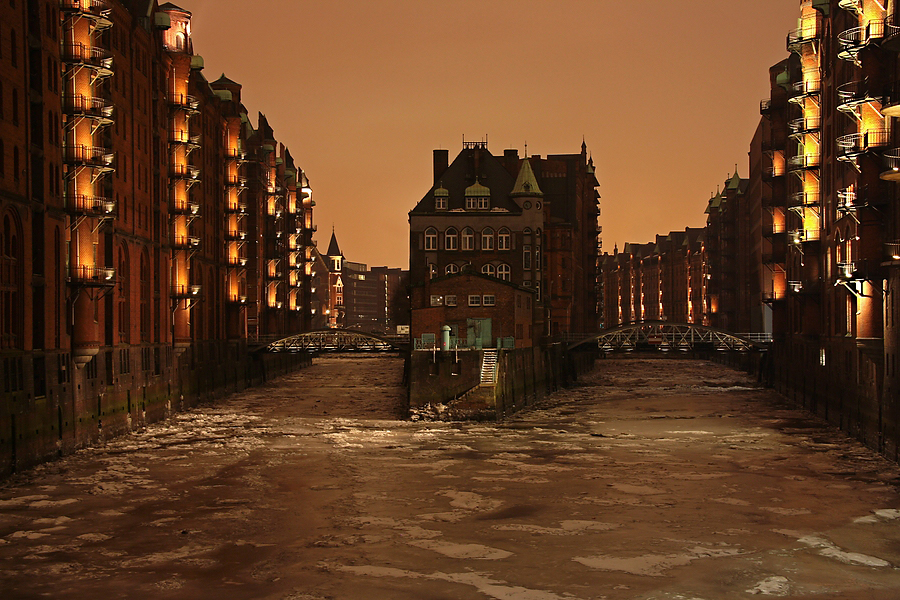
[
  {"x1": 601, "y1": 0, "x2": 900, "y2": 460},
  {"x1": 409, "y1": 141, "x2": 600, "y2": 346},
  {"x1": 0, "y1": 0, "x2": 316, "y2": 475}
]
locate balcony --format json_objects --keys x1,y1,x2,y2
[
  {"x1": 170, "y1": 164, "x2": 201, "y2": 182},
  {"x1": 885, "y1": 241, "x2": 900, "y2": 260},
  {"x1": 171, "y1": 284, "x2": 201, "y2": 299},
  {"x1": 169, "y1": 129, "x2": 201, "y2": 149},
  {"x1": 880, "y1": 148, "x2": 900, "y2": 181},
  {"x1": 168, "y1": 93, "x2": 199, "y2": 114},
  {"x1": 64, "y1": 144, "x2": 114, "y2": 170},
  {"x1": 225, "y1": 175, "x2": 247, "y2": 189},
  {"x1": 837, "y1": 129, "x2": 890, "y2": 159},
  {"x1": 837, "y1": 20, "x2": 896, "y2": 62},
  {"x1": 63, "y1": 95, "x2": 113, "y2": 125},
  {"x1": 172, "y1": 235, "x2": 200, "y2": 250},
  {"x1": 266, "y1": 271, "x2": 283, "y2": 281},
  {"x1": 60, "y1": 0, "x2": 112, "y2": 25},
  {"x1": 789, "y1": 79, "x2": 821, "y2": 103},
  {"x1": 787, "y1": 153, "x2": 820, "y2": 171},
  {"x1": 67, "y1": 264, "x2": 116, "y2": 287},
  {"x1": 227, "y1": 295, "x2": 248, "y2": 305},
  {"x1": 789, "y1": 228, "x2": 821, "y2": 244},
  {"x1": 836, "y1": 261, "x2": 859, "y2": 281},
  {"x1": 837, "y1": 187, "x2": 858, "y2": 213},
  {"x1": 225, "y1": 202, "x2": 247, "y2": 214},
  {"x1": 60, "y1": 43, "x2": 113, "y2": 77},
  {"x1": 789, "y1": 116, "x2": 821, "y2": 138},
  {"x1": 225, "y1": 230, "x2": 246, "y2": 241},
  {"x1": 70, "y1": 194, "x2": 115, "y2": 217},
  {"x1": 763, "y1": 165, "x2": 786, "y2": 181},
  {"x1": 226, "y1": 255, "x2": 248, "y2": 267},
  {"x1": 836, "y1": 81, "x2": 878, "y2": 115},
  {"x1": 787, "y1": 23, "x2": 821, "y2": 53},
  {"x1": 762, "y1": 289, "x2": 788, "y2": 303},
  {"x1": 838, "y1": 0, "x2": 861, "y2": 12},
  {"x1": 788, "y1": 191, "x2": 818, "y2": 209},
  {"x1": 171, "y1": 200, "x2": 200, "y2": 217}
]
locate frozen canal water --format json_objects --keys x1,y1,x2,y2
[{"x1": 2, "y1": 355, "x2": 900, "y2": 599}]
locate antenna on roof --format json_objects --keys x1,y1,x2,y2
[{"x1": 524, "y1": 141, "x2": 528, "y2": 158}]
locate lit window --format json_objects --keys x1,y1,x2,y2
[
  {"x1": 446, "y1": 295, "x2": 457, "y2": 306},
  {"x1": 424, "y1": 228, "x2": 437, "y2": 250},
  {"x1": 430, "y1": 295, "x2": 443, "y2": 306},
  {"x1": 468, "y1": 295, "x2": 481, "y2": 307},
  {"x1": 498, "y1": 263, "x2": 511, "y2": 281},
  {"x1": 445, "y1": 263, "x2": 459, "y2": 275},
  {"x1": 482, "y1": 263, "x2": 496, "y2": 277},
  {"x1": 483, "y1": 295, "x2": 496, "y2": 306},
  {"x1": 462, "y1": 228, "x2": 475, "y2": 250},
  {"x1": 498, "y1": 228, "x2": 511, "y2": 250},
  {"x1": 445, "y1": 227, "x2": 458, "y2": 250},
  {"x1": 482, "y1": 228, "x2": 494, "y2": 250}
]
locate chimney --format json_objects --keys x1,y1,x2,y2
[
  {"x1": 503, "y1": 149, "x2": 519, "y2": 175},
  {"x1": 433, "y1": 149, "x2": 449, "y2": 184}
]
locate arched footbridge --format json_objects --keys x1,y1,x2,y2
[
  {"x1": 568, "y1": 322, "x2": 770, "y2": 353},
  {"x1": 265, "y1": 329, "x2": 410, "y2": 353}
]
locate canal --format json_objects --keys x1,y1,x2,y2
[{"x1": 1, "y1": 355, "x2": 900, "y2": 599}]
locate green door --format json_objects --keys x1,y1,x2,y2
[{"x1": 467, "y1": 318, "x2": 491, "y2": 349}]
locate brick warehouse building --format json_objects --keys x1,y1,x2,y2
[
  {"x1": 409, "y1": 140, "x2": 601, "y2": 346},
  {"x1": 0, "y1": 0, "x2": 317, "y2": 474},
  {"x1": 600, "y1": 0, "x2": 900, "y2": 461}
]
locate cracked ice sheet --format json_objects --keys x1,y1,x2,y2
[
  {"x1": 328, "y1": 564, "x2": 579, "y2": 600},
  {"x1": 573, "y1": 546, "x2": 744, "y2": 576}
]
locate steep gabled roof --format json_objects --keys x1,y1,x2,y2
[
  {"x1": 326, "y1": 230, "x2": 342, "y2": 257},
  {"x1": 510, "y1": 159, "x2": 543, "y2": 197},
  {"x1": 409, "y1": 147, "x2": 520, "y2": 215}
]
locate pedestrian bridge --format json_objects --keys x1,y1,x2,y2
[
  {"x1": 265, "y1": 329, "x2": 410, "y2": 353},
  {"x1": 568, "y1": 322, "x2": 770, "y2": 353}
]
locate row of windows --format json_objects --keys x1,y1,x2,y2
[
  {"x1": 425, "y1": 227, "x2": 511, "y2": 251},
  {"x1": 430, "y1": 294, "x2": 496, "y2": 307}
]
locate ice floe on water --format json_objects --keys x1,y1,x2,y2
[
  {"x1": 573, "y1": 545, "x2": 744, "y2": 576},
  {"x1": 327, "y1": 564, "x2": 580, "y2": 600}
]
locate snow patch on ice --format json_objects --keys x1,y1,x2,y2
[
  {"x1": 493, "y1": 520, "x2": 618, "y2": 535},
  {"x1": 746, "y1": 576, "x2": 791, "y2": 596},
  {"x1": 574, "y1": 546, "x2": 743, "y2": 576},
  {"x1": 797, "y1": 535, "x2": 891, "y2": 567},
  {"x1": 328, "y1": 564, "x2": 577, "y2": 600},
  {"x1": 408, "y1": 539, "x2": 512, "y2": 560}
]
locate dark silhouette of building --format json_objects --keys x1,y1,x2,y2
[{"x1": 408, "y1": 140, "x2": 600, "y2": 346}]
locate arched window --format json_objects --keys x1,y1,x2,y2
[
  {"x1": 445, "y1": 263, "x2": 459, "y2": 275},
  {"x1": 497, "y1": 263, "x2": 511, "y2": 281},
  {"x1": 175, "y1": 33, "x2": 186, "y2": 51},
  {"x1": 498, "y1": 228, "x2": 511, "y2": 250},
  {"x1": 424, "y1": 227, "x2": 437, "y2": 250},
  {"x1": 140, "y1": 251, "x2": 150, "y2": 341},
  {"x1": 481, "y1": 263, "x2": 496, "y2": 277},
  {"x1": 481, "y1": 228, "x2": 494, "y2": 250},
  {"x1": 444, "y1": 227, "x2": 458, "y2": 251},
  {"x1": 461, "y1": 227, "x2": 475, "y2": 250},
  {"x1": 1, "y1": 212, "x2": 22, "y2": 348},
  {"x1": 118, "y1": 245, "x2": 129, "y2": 342}
]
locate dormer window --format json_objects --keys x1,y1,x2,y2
[
  {"x1": 477, "y1": 196, "x2": 489, "y2": 209},
  {"x1": 436, "y1": 195, "x2": 447, "y2": 210}
]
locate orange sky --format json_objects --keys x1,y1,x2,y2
[{"x1": 186, "y1": 0, "x2": 800, "y2": 268}]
